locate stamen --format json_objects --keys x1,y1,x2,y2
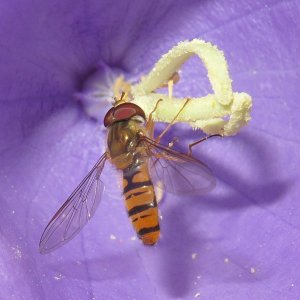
[{"x1": 131, "y1": 39, "x2": 252, "y2": 136}]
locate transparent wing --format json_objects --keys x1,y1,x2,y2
[
  {"x1": 142, "y1": 137, "x2": 216, "y2": 195},
  {"x1": 39, "y1": 153, "x2": 107, "y2": 254}
]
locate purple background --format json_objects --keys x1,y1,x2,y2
[{"x1": 0, "y1": 0, "x2": 299, "y2": 299}]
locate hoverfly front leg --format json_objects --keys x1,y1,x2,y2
[{"x1": 146, "y1": 98, "x2": 163, "y2": 139}]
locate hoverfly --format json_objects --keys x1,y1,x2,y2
[{"x1": 39, "y1": 93, "x2": 219, "y2": 254}]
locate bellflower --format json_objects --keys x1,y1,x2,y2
[{"x1": 0, "y1": 1, "x2": 299, "y2": 299}]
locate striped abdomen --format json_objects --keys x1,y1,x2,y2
[{"x1": 123, "y1": 160, "x2": 160, "y2": 245}]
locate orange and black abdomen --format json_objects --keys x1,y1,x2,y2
[{"x1": 123, "y1": 159, "x2": 160, "y2": 245}]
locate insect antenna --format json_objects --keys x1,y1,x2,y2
[{"x1": 114, "y1": 91, "x2": 127, "y2": 107}]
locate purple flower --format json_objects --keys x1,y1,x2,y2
[{"x1": 1, "y1": 1, "x2": 299, "y2": 299}]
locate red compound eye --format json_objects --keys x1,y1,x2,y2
[
  {"x1": 114, "y1": 106, "x2": 138, "y2": 120},
  {"x1": 103, "y1": 107, "x2": 114, "y2": 127},
  {"x1": 103, "y1": 103, "x2": 146, "y2": 127}
]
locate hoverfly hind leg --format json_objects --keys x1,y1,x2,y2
[
  {"x1": 155, "y1": 98, "x2": 191, "y2": 144},
  {"x1": 188, "y1": 134, "x2": 222, "y2": 156}
]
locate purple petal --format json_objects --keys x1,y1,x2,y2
[{"x1": 0, "y1": 1, "x2": 299, "y2": 299}]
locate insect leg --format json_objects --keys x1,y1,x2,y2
[
  {"x1": 188, "y1": 134, "x2": 222, "y2": 156},
  {"x1": 146, "y1": 99, "x2": 163, "y2": 138},
  {"x1": 155, "y1": 98, "x2": 191, "y2": 144},
  {"x1": 168, "y1": 136, "x2": 178, "y2": 148}
]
